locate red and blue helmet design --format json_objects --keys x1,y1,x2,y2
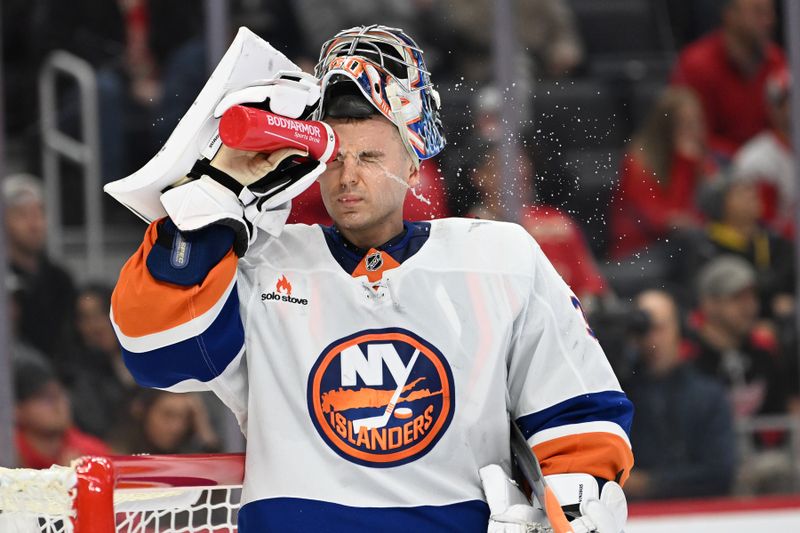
[{"x1": 314, "y1": 25, "x2": 446, "y2": 166}]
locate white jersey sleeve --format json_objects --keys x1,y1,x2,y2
[
  {"x1": 508, "y1": 231, "x2": 633, "y2": 484},
  {"x1": 109, "y1": 209, "x2": 289, "y2": 435}
]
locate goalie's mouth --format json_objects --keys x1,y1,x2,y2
[{"x1": 337, "y1": 194, "x2": 364, "y2": 205}]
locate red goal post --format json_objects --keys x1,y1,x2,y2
[{"x1": 0, "y1": 453, "x2": 245, "y2": 533}]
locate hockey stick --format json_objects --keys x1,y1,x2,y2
[
  {"x1": 510, "y1": 420, "x2": 574, "y2": 533},
  {"x1": 352, "y1": 349, "x2": 420, "y2": 434}
]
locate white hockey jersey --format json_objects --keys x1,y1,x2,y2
[{"x1": 111, "y1": 214, "x2": 633, "y2": 533}]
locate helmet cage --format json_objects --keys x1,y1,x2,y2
[{"x1": 314, "y1": 25, "x2": 445, "y2": 164}]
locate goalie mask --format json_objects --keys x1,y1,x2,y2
[{"x1": 314, "y1": 25, "x2": 446, "y2": 166}]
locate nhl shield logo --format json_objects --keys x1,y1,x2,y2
[
  {"x1": 365, "y1": 251, "x2": 383, "y2": 272},
  {"x1": 307, "y1": 328, "x2": 455, "y2": 468}
]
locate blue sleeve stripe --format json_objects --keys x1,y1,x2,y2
[
  {"x1": 516, "y1": 391, "x2": 634, "y2": 440},
  {"x1": 113, "y1": 277, "x2": 238, "y2": 353},
  {"x1": 122, "y1": 287, "x2": 245, "y2": 388}
]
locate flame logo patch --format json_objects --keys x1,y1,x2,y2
[
  {"x1": 261, "y1": 275, "x2": 308, "y2": 306},
  {"x1": 276, "y1": 275, "x2": 292, "y2": 295}
]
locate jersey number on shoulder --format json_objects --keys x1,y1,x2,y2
[{"x1": 571, "y1": 295, "x2": 597, "y2": 339}]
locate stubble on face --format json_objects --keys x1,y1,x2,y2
[{"x1": 318, "y1": 117, "x2": 418, "y2": 247}]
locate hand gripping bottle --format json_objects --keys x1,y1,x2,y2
[{"x1": 219, "y1": 105, "x2": 339, "y2": 163}]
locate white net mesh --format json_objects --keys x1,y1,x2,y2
[
  {"x1": 0, "y1": 460, "x2": 242, "y2": 533},
  {"x1": 113, "y1": 486, "x2": 240, "y2": 532},
  {"x1": 0, "y1": 465, "x2": 76, "y2": 533}
]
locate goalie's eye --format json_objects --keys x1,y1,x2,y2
[
  {"x1": 326, "y1": 150, "x2": 385, "y2": 173},
  {"x1": 327, "y1": 153, "x2": 345, "y2": 170},
  {"x1": 356, "y1": 151, "x2": 383, "y2": 165}
]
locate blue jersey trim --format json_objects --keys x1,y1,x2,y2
[
  {"x1": 322, "y1": 221, "x2": 431, "y2": 275},
  {"x1": 516, "y1": 390, "x2": 634, "y2": 441},
  {"x1": 147, "y1": 218, "x2": 235, "y2": 287},
  {"x1": 122, "y1": 287, "x2": 244, "y2": 388},
  {"x1": 238, "y1": 497, "x2": 489, "y2": 533}
]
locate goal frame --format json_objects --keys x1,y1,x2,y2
[{"x1": 72, "y1": 452, "x2": 245, "y2": 532}]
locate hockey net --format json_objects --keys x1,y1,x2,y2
[{"x1": 0, "y1": 453, "x2": 244, "y2": 533}]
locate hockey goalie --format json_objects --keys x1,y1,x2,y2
[{"x1": 107, "y1": 24, "x2": 634, "y2": 533}]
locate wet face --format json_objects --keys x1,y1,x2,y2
[
  {"x1": 725, "y1": 0, "x2": 776, "y2": 52},
  {"x1": 5, "y1": 199, "x2": 46, "y2": 256},
  {"x1": 143, "y1": 393, "x2": 193, "y2": 453},
  {"x1": 16, "y1": 381, "x2": 72, "y2": 435},
  {"x1": 76, "y1": 292, "x2": 119, "y2": 354},
  {"x1": 318, "y1": 117, "x2": 419, "y2": 247},
  {"x1": 636, "y1": 291, "x2": 681, "y2": 375}
]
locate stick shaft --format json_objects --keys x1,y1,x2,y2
[{"x1": 510, "y1": 420, "x2": 574, "y2": 533}]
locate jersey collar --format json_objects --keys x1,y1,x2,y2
[{"x1": 322, "y1": 221, "x2": 431, "y2": 281}]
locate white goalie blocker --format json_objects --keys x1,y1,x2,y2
[{"x1": 103, "y1": 27, "x2": 308, "y2": 223}]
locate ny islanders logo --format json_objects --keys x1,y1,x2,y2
[{"x1": 307, "y1": 328, "x2": 455, "y2": 467}]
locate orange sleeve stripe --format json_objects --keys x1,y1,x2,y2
[
  {"x1": 112, "y1": 220, "x2": 237, "y2": 338},
  {"x1": 533, "y1": 431, "x2": 634, "y2": 486}
]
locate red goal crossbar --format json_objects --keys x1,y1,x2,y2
[
  {"x1": 74, "y1": 453, "x2": 245, "y2": 532},
  {"x1": 1, "y1": 453, "x2": 247, "y2": 533}
]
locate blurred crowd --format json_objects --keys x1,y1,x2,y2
[
  {"x1": 6, "y1": 176, "x2": 224, "y2": 467},
  {"x1": 2, "y1": 0, "x2": 799, "y2": 502}
]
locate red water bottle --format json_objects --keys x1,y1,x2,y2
[{"x1": 219, "y1": 105, "x2": 339, "y2": 163}]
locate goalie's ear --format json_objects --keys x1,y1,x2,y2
[{"x1": 407, "y1": 160, "x2": 421, "y2": 190}]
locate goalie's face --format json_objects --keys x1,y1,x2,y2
[{"x1": 318, "y1": 116, "x2": 419, "y2": 248}]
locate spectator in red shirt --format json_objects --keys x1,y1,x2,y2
[
  {"x1": 609, "y1": 86, "x2": 714, "y2": 261},
  {"x1": 14, "y1": 357, "x2": 109, "y2": 469},
  {"x1": 671, "y1": 0, "x2": 786, "y2": 158}
]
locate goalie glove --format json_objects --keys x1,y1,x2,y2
[
  {"x1": 479, "y1": 464, "x2": 548, "y2": 533},
  {"x1": 543, "y1": 474, "x2": 627, "y2": 533},
  {"x1": 160, "y1": 147, "x2": 324, "y2": 257},
  {"x1": 161, "y1": 72, "x2": 331, "y2": 256},
  {"x1": 479, "y1": 467, "x2": 627, "y2": 533}
]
